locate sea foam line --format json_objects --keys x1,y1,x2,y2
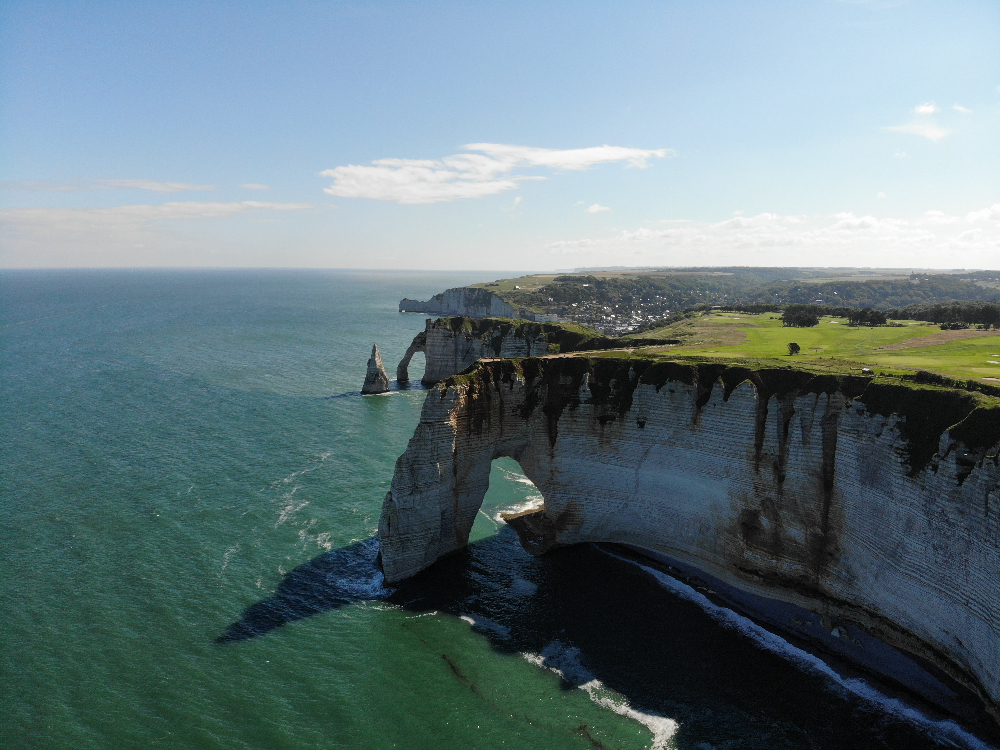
[
  {"x1": 600, "y1": 548, "x2": 997, "y2": 750},
  {"x1": 522, "y1": 640, "x2": 678, "y2": 750}
]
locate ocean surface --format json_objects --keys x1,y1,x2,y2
[{"x1": 1, "y1": 269, "x2": 992, "y2": 750}]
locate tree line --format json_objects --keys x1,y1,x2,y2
[
  {"x1": 718, "y1": 301, "x2": 999, "y2": 329},
  {"x1": 885, "y1": 302, "x2": 1000, "y2": 328}
]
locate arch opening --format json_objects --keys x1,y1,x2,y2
[
  {"x1": 396, "y1": 329, "x2": 428, "y2": 383},
  {"x1": 468, "y1": 457, "x2": 545, "y2": 544},
  {"x1": 396, "y1": 348, "x2": 426, "y2": 383}
]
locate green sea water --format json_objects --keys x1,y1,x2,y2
[{"x1": 1, "y1": 270, "x2": 990, "y2": 750}]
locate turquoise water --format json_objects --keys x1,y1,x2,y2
[{"x1": 1, "y1": 270, "x2": 989, "y2": 750}]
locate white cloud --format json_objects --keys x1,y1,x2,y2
[
  {"x1": 95, "y1": 179, "x2": 216, "y2": 193},
  {"x1": 884, "y1": 122, "x2": 949, "y2": 142},
  {"x1": 241, "y1": 183, "x2": 271, "y2": 190},
  {"x1": 877, "y1": 192, "x2": 886, "y2": 199},
  {"x1": 502, "y1": 196, "x2": 523, "y2": 213},
  {"x1": 541, "y1": 205, "x2": 1000, "y2": 268},
  {"x1": 0, "y1": 201, "x2": 313, "y2": 266},
  {"x1": 2, "y1": 200, "x2": 310, "y2": 226},
  {"x1": 0, "y1": 180, "x2": 85, "y2": 192},
  {"x1": 885, "y1": 103, "x2": 952, "y2": 142},
  {"x1": 321, "y1": 143, "x2": 672, "y2": 204},
  {"x1": 465, "y1": 143, "x2": 670, "y2": 170},
  {"x1": 0, "y1": 179, "x2": 216, "y2": 193},
  {"x1": 585, "y1": 204, "x2": 611, "y2": 214},
  {"x1": 894, "y1": 150, "x2": 909, "y2": 158},
  {"x1": 953, "y1": 104, "x2": 972, "y2": 114}
]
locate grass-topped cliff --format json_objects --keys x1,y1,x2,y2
[
  {"x1": 626, "y1": 309, "x2": 1000, "y2": 383},
  {"x1": 431, "y1": 316, "x2": 679, "y2": 353}
]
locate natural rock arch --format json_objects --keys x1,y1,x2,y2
[
  {"x1": 378, "y1": 357, "x2": 1000, "y2": 729},
  {"x1": 396, "y1": 330, "x2": 427, "y2": 383}
]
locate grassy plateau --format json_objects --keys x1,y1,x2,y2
[{"x1": 633, "y1": 312, "x2": 1000, "y2": 383}]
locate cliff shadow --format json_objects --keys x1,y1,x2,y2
[
  {"x1": 217, "y1": 528, "x2": 983, "y2": 749},
  {"x1": 216, "y1": 537, "x2": 391, "y2": 643}
]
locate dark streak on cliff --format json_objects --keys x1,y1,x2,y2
[{"x1": 445, "y1": 355, "x2": 1000, "y2": 473}]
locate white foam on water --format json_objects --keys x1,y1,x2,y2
[
  {"x1": 324, "y1": 536, "x2": 394, "y2": 599},
  {"x1": 220, "y1": 544, "x2": 240, "y2": 574},
  {"x1": 459, "y1": 614, "x2": 511, "y2": 639},
  {"x1": 477, "y1": 509, "x2": 499, "y2": 530},
  {"x1": 493, "y1": 496, "x2": 545, "y2": 524},
  {"x1": 296, "y1": 518, "x2": 337, "y2": 552},
  {"x1": 498, "y1": 465, "x2": 537, "y2": 487},
  {"x1": 274, "y1": 486, "x2": 309, "y2": 527},
  {"x1": 279, "y1": 452, "x2": 331, "y2": 484},
  {"x1": 601, "y1": 549, "x2": 996, "y2": 750},
  {"x1": 523, "y1": 641, "x2": 679, "y2": 750}
]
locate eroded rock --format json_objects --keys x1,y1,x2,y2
[
  {"x1": 378, "y1": 356, "x2": 1000, "y2": 731},
  {"x1": 361, "y1": 343, "x2": 390, "y2": 394}
]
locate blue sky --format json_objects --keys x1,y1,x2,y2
[{"x1": 1, "y1": 1, "x2": 998, "y2": 269}]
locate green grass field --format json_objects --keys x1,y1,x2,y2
[
  {"x1": 641, "y1": 312, "x2": 1000, "y2": 382},
  {"x1": 471, "y1": 274, "x2": 557, "y2": 292}
]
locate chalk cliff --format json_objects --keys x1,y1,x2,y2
[
  {"x1": 361, "y1": 343, "x2": 390, "y2": 394},
  {"x1": 399, "y1": 287, "x2": 519, "y2": 318},
  {"x1": 396, "y1": 317, "x2": 680, "y2": 384},
  {"x1": 378, "y1": 356, "x2": 1000, "y2": 730},
  {"x1": 397, "y1": 318, "x2": 551, "y2": 384}
]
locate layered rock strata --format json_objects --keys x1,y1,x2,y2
[
  {"x1": 361, "y1": 343, "x2": 390, "y2": 394},
  {"x1": 396, "y1": 316, "x2": 680, "y2": 384},
  {"x1": 399, "y1": 287, "x2": 518, "y2": 318},
  {"x1": 378, "y1": 356, "x2": 1000, "y2": 730},
  {"x1": 397, "y1": 318, "x2": 550, "y2": 384}
]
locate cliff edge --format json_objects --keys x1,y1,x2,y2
[
  {"x1": 396, "y1": 316, "x2": 678, "y2": 384},
  {"x1": 378, "y1": 355, "x2": 1000, "y2": 732}
]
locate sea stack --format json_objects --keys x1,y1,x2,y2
[{"x1": 361, "y1": 343, "x2": 391, "y2": 394}]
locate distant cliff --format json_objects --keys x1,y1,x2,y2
[
  {"x1": 399, "y1": 287, "x2": 520, "y2": 319},
  {"x1": 379, "y1": 355, "x2": 1000, "y2": 732},
  {"x1": 396, "y1": 316, "x2": 678, "y2": 384}
]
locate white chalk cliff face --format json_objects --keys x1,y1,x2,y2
[
  {"x1": 398, "y1": 287, "x2": 517, "y2": 318},
  {"x1": 361, "y1": 343, "x2": 390, "y2": 394},
  {"x1": 378, "y1": 357, "x2": 1000, "y2": 729},
  {"x1": 396, "y1": 318, "x2": 550, "y2": 384}
]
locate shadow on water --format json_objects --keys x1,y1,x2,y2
[
  {"x1": 216, "y1": 537, "x2": 390, "y2": 642},
  {"x1": 324, "y1": 380, "x2": 431, "y2": 399},
  {"x1": 219, "y1": 528, "x2": 995, "y2": 750}
]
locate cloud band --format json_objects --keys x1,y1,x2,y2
[{"x1": 321, "y1": 143, "x2": 672, "y2": 204}]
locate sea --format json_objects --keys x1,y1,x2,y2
[{"x1": 1, "y1": 268, "x2": 993, "y2": 750}]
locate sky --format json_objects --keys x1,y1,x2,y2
[{"x1": 1, "y1": 0, "x2": 998, "y2": 271}]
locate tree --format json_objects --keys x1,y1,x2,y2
[
  {"x1": 781, "y1": 305, "x2": 819, "y2": 327},
  {"x1": 788, "y1": 342, "x2": 801, "y2": 355},
  {"x1": 847, "y1": 307, "x2": 887, "y2": 327}
]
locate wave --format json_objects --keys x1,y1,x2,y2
[
  {"x1": 600, "y1": 548, "x2": 996, "y2": 750},
  {"x1": 523, "y1": 640, "x2": 679, "y2": 750},
  {"x1": 492, "y1": 496, "x2": 544, "y2": 524}
]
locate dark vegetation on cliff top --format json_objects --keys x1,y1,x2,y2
[
  {"x1": 472, "y1": 268, "x2": 1000, "y2": 335},
  {"x1": 432, "y1": 315, "x2": 679, "y2": 353}
]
